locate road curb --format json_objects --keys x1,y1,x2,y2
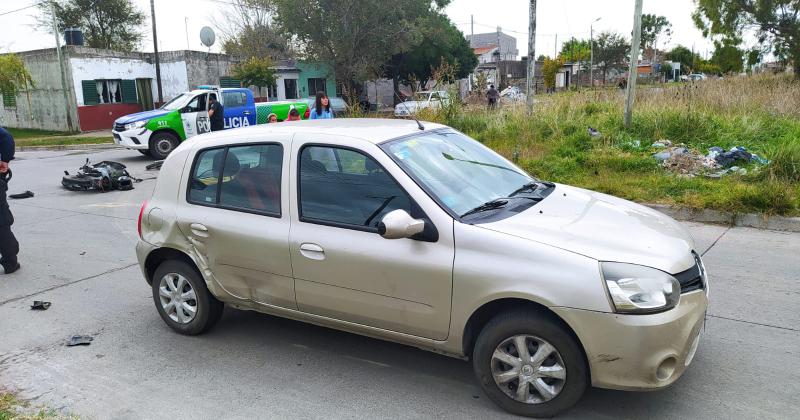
[
  {"x1": 646, "y1": 204, "x2": 800, "y2": 233},
  {"x1": 17, "y1": 143, "x2": 119, "y2": 152}
]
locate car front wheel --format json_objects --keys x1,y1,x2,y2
[
  {"x1": 472, "y1": 311, "x2": 588, "y2": 418},
  {"x1": 152, "y1": 260, "x2": 223, "y2": 335},
  {"x1": 149, "y1": 131, "x2": 179, "y2": 160}
]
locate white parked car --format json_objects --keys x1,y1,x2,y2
[
  {"x1": 394, "y1": 91, "x2": 450, "y2": 117},
  {"x1": 137, "y1": 119, "x2": 708, "y2": 417}
]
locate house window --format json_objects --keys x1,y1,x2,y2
[
  {"x1": 96, "y1": 80, "x2": 123, "y2": 104},
  {"x1": 335, "y1": 81, "x2": 345, "y2": 97},
  {"x1": 267, "y1": 83, "x2": 278, "y2": 99},
  {"x1": 284, "y1": 79, "x2": 298, "y2": 99},
  {"x1": 307, "y1": 78, "x2": 327, "y2": 96}
]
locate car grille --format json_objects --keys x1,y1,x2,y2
[
  {"x1": 113, "y1": 123, "x2": 126, "y2": 132},
  {"x1": 673, "y1": 253, "x2": 705, "y2": 293}
]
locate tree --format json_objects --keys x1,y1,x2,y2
[
  {"x1": 746, "y1": 48, "x2": 762, "y2": 70},
  {"x1": 0, "y1": 54, "x2": 35, "y2": 97},
  {"x1": 384, "y1": 13, "x2": 476, "y2": 100},
  {"x1": 273, "y1": 0, "x2": 450, "y2": 101},
  {"x1": 542, "y1": 56, "x2": 562, "y2": 92},
  {"x1": 640, "y1": 14, "x2": 672, "y2": 59},
  {"x1": 213, "y1": 0, "x2": 289, "y2": 60},
  {"x1": 559, "y1": 38, "x2": 591, "y2": 63},
  {"x1": 39, "y1": 0, "x2": 145, "y2": 52},
  {"x1": 711, "y1": 41, "x2": 744, "y2": 74},
  {"x1": 593, "y1": 32, "x2": 630, "y2": 84},
  {"x1": 665, "y1": 45, "x2": 703, "y2": 73},
  {"x1": 232, "y1": 57, "x2": 277, "y2": 91},
  {"x1": 693, "y1": 0, "x2": 800, "y2": 79}
]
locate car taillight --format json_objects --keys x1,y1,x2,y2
[
  {"x1": 303, "y1": 107, "x2": 310, "y2": 119},
  {"x1": 138, "y1": 200, "x2": 147, "y2": 239}
]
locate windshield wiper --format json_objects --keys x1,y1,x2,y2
[
  {"x1": 460, "y1": 196, "x2": 541, "y2": 218},
  {"x1": 509, "y1": 180, "x2": 555, "y2": 197}
]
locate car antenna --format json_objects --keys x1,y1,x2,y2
[{"x1": 394, "y1": 90, "x2": 425, "y2": 131}]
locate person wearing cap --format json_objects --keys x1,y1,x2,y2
[
  {"x1": 287, "y1": 107, "x2": 301, "y2": 121},
  {"x1": 0, "y1": 126, "x2": 19, "y2": 274}
]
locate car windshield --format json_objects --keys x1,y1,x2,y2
[
  {"x1": 161, "y1": 93, "x2": 193, "y2": 111},
  {"x1": 413, "y1": 92, "x2": 431, "y2": 101},
  {"x1": 382, "y1": 130, "x2": 535, "y2": 217}
]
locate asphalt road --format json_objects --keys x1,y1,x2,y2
[{"x1": 1, "y1": 148, "x2": 798, "y2": 419}]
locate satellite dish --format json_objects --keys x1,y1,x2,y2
[{"x1": 200, "y1": 26, "x2": 216, "y2": 48}]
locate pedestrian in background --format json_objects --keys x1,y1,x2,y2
[
  {"x1": 267, "y1": 113, "x2": 278, "y2": 123},
  {"x1": 486, "y1": 84, "x2": 500, "y2": 109},
  {"x1": 310, "y1": 91, "x2": 334, "y2": 120},
  {"x1": 208, "y1": 94, "x2": 224, "y2": 131},
  {"x1": 0, "y1": 127, "x2": 20, "y2": 274},
  {"x1": 287, "y1": 108, "x2": 301, "y2": 121}
]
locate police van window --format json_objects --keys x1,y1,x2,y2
[
  {"x1": 188, "y1": 148, "x2": 225, "y2": 204},
  {"x1": 299, "y1": 146, "x2": 412, "y2": 229},
  {"x1": 185, "y1": 93, "x2": 208, "y2": 112},
  {"x1": 219, "y1": 144, "x2": 283, "y2": 215},
  {"x1": 222, "y1": 91, "x2": 247, "y2": 108}
]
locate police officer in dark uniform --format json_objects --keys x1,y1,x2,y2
[
  {"x1": 208, "y1": 94, "x2": 224, "y2": 132},
  {"x1": 0, "y1": 127, "x2": 20, "y2": 274}
]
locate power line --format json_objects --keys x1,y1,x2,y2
[{"x1": 0, "y1": 1, "x2": 46, "y2": 17}]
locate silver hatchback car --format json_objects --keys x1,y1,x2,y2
[{"x1": 136, "y1": 119, "x2": 708, "y2": 417}]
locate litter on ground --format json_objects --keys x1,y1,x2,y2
[
  {"x1": 66, "y1": 335, "x2": 94, "y2": 346},
  {"x1": 650, "y1": 142, "x2": 769, "y2": 177},
  {"x1": 30, "y1": 301, "x2": 51, "y2": 310}
]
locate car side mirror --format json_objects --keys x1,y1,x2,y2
[{"x1": 377, "y1": 209, "x2": 425, "y2": 239}]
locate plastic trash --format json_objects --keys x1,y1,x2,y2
[
  {"x1": 30, "y1": 301, "x2": 51, "y2": 310},
  {"x1": 67, "y1": 335, "x2": 94, "y2": 346}
]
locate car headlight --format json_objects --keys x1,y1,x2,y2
[
  {"x1": 601, "y1": 262, "x2": 680, "y2": 314},
  {"x1": 124, "y1": 120, "x2": 148, "y2": 131}
]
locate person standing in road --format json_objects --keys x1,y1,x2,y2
[
  {"x1": 309, "y1": 91, "x2": 334, "y2": 120},
  {"x1": 486, "y1": 84, "x2": 500, "y2": 109},
  {"x1": 0, "y1": 127, "x2": 19, "y2": 274},
  {"x1": 208, "y1": 94, "x2": 224, "y2": 131},
  {"x1": 287, "y1": 108, "x2": 301, "y2": 121}
]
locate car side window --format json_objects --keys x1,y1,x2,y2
[
  {"x1": 188, "y1": 148, "x2": 226, "y2": 204},
  {"x1": 185, "y1": 93, "x2": 207, "y2": 113},
  {"x1": 222, "y1": 91, "x2": 246, "y2": 108},
  {"x1": 188, "y1": 144, "x2": 283, "y2": 216},
  {"x1": 299, "y1": 146, "x2": 412, "y2": 230},
  {"x1": 219, "y1": 144, "x2": 283, "y2": 214}
]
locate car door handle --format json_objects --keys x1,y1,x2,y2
[
  {"x1": 243, "y1": 111, "x2": 252, "y2": 115},
  {"x1": 190, "y1": 223, "x2": 209, "y2": 238},
  {"x1": 299, "y1": 243, "x2": 325, "y2": 261}
]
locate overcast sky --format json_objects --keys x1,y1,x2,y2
[{"x1": 1, "y1": 0, "x2": 727, "y2": 59}]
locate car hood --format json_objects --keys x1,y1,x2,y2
[
  {"x1": 478, "y1": 184, "x2": 696, "y2": 274},
  {"x1": 398, "y1": 101, "x2": 423, "y2": 109},
  {"x1": 114, "y1": 109, "x2": 171, "y2": 124}
]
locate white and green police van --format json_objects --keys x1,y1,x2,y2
[{"x1": 112, "y1": 87, "x2": 309, "y2": 159}]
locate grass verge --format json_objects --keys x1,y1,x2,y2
[
  {"x1": 4, "y1": 128, "x2": 73, "y2": 140},
  {"x1": 0, "y1": 392, "x2": 73, "y2": 420},
  {"x1": 417, "y1": 74, "x2": 800, "y2": 216},
  {"x1": 16, "y1": 137, "x2": 113, "y2": 147}
]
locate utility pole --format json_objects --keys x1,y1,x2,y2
[
  {"x1": 590, "y1": 17, "x2": 601, "y2": 88},
  {"x1": 623, "y1": 0, "x2": 643, "y2": 129},
  {"x1": 496, "y1": 26, "x2": 501, "y2": 88},
  {"x1": 51, "y1": 2, "x2": 74, "y2": 132},
  {"x1": 470, "y1": 15, "x2": 474, "y2": 37},
  {"x1": 554, "y1": 34, "x2": 558, "y2": 58},
  {"x1": 150, "y1": 0, "x2": 163, "y2": 104},
  {"x1": 184, "y1": 17, "x2": 190, "y2": 51},
  {"x1": 526, "y1": 0, "x2": 537, "y2": 113}
]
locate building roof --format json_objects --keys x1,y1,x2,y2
[{"x1": 191, "y1": 118, "x2": 448, "y2": 145}]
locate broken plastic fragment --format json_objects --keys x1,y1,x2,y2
[
  {"x1": 30, "y1": 301, "x2": 51, "y2": 310},
  {"x1": 67, "y1": 335, "x2": 94, "y2": 346}
]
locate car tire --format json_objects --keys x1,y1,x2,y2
[
  {"x1": 138, "y1": 149, "x2": 152, "y2": 157},
  {"x1": 472, "y1": 310, "x2": 588, "y2": 418},
  {"x1": 152, "y1": 260, "x2": 224, "y2": 335},
  {"x1": 149, "y1": 131, "x2": 179, "y2": 160}
]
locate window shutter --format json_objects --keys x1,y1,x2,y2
[
  {"x1": 121, "y1": 79, "x2": 137, "y2": 103},
  {"x1": 1, "y1": 86, "x2": 16, "y2": 108},
  {"x1": 82, "y1": 80, "x2": 99, "y2": 105},
  {"x1": 219, "y1": 77, "x2": 241, "y2": 88}
]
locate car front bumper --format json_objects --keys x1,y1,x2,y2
[
  {"x1": 553, "y1": 290, "x2": 708, "y2": 391},
  {"x1": 112, "y1": 128, "x2": 152, "y2": 150}
]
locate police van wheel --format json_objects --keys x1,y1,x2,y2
[
  {"x1": 149, "y1": 132, "x2": 179, "y2": 160},
  {"x1": 138, "y1": 149, "x2": 152, "y2": 157}
]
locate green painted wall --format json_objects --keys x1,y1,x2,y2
[{"x1": 296, "y1": 61, "x2": 337, "y2": 98}]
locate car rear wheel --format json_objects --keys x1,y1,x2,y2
[
  {"x1": 149, "y1": 132, "x2": 179, "y2": 160},
  {"x1": 152, "y1": 260, "x2": 223, "y2": 335},
  {"x1": 472, "y1": 311, "x2": 588, "y2": 418}
]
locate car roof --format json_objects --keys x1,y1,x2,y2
[{"x1": 191, "y1": 118, "x2": 447, "y2": 145}]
